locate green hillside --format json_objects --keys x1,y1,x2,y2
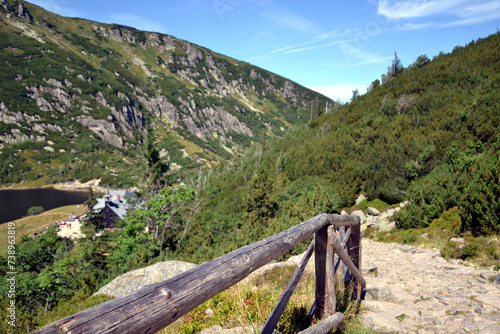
[
  {"x1": 0, "y1": 0, "x2": 331, "y2": 188},
  {"x1": 176, "y1": 31, "x2": 500, "y2": 262}
]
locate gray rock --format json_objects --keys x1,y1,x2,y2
[
  {"x1": 206, "y1": 308, "x2": 214, "y2": 317},
  {"x1": 0, "y1": 0, "x2": 12, "y2": 11},
  {"x1": 399, "y1": 245, "x2": 416, "y2": 253},
  {"x1": 17, "y1": 3, "x2": 33, "y2": 21},
  {"x1": 365, "y1": 215, "x2": 378, "y2": 227},
  {"x1": 379, "y1": 221, "x2": 396, "y2": 232},
  {"x1": 368, "y1": 207, "x2": 380, "y2": 216},
  {"x1": 365, "y1": 278, "x2": 394, "y2": 301},
  {"x1": 360, "y1": 302, "x2": 408, "y2": 333},
  {"x1": 463, "y1": 323, "x2": 479, "y2": 332},
  {"x1": 479, "y1": 324, "x2": 500, "y2": 334},
  {"x1": 494, "y1": 274, "x2": 500, "y2": 285},
  {"x1": 94, "y1": 260, "x2": 197, "y2": 298},
  {"x1": 449, "y1": 237, "x2": 465, "y2": 244},
  {"x1": 355, "y1": 194, "x2": 366, "y2": 205},
  {"x1": 351, "y1": 210, "x2": 367, "y2": 224},
  {"x1": 77, "y1": 116, "x2": 124, "y2": 147},
  {"x1": 200, "y1": 325, "x2": 223, "y2": 333}
]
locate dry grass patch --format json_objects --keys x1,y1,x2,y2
[{"x1": 0, "y1": 204, "x2": 86, "y2": 256}]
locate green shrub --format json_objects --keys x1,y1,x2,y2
[
  {"x1": 458, "y1": 152, "x2": 500, "y2": 235},
  {"x1": 26, "y1": 206, "x2": 44, "y2": 216}
]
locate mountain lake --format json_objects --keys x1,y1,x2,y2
[{"x1": 0, "y1": 188, "x2": 88, "y2": 224}]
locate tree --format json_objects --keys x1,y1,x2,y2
[
  {"x1": 83, "y1": 187, "x2": 101, "y2": 233},
  {"x1": 458, "y1": 153, "x2": 500, "y2": 235},
  {"x1": 120, "y1": 184, "x2": 196, "y2": 260},
  {"x1": 410, "y1": 54, "x2": 430, "y2": 69},
  {"x1": 367, "y1": 79, "x2": 380, "y2": 92},
  {"x1": 243, "y1": 168, "x2": 279, "y2": 238},
  {"x1": 351, "y1": 89, "x2": 359, "y2": 102},
  {"x1": 388, "y1": 52, "x2": 403, "y2": 77},
  {"x1": 145, "y1": 125, "x2": 169, "y2": 186}
]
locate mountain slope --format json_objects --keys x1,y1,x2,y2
[
  {"x1": 0, "y1": 0, "x2": 332, "y2": 187},
  {"x1": 175, "y1": 31, "x2": 500, "y2": 262}
]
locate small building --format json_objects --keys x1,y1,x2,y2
[{"x1": 93, "y1": 190, "x2": 132, "y2": 228}]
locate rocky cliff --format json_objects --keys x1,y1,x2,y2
[{"x1": 0, "y1": 0, "x2": 332, "y2": 186}]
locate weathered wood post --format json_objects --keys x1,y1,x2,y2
[
  {"x1": 346, "y1": 221, "x2": 362, "y2": 299},
  {"x1": 313, "y1": 225, "x2": 336, "y2": 319}
]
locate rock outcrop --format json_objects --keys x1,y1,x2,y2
[
  {"x1": 77, "y1": 116, "x2": 124, "y2": 147},
  {"x1": 94, "y1": 260, "x2": 197, "y2": 298}
]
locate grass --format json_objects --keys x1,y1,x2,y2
[
  {"x1": 34, "y1": 292, "x2": 114, "y2": 331},
  {"x1": 158, "y1": 264, "x2": 371, "y2": 334},
  {"x1": 0, "y1": 204, "x2": 86, "y2": 256}
]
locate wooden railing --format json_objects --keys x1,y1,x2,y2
[{"x1": 34, "y1": 213, "x2": 364, "y2": 334}]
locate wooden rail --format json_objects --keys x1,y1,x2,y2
[{"x1": 34, "y1": 213, "x2": 364, "y2": 334}]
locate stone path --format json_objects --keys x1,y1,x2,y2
[{"x1": 360, "y1": 239, "x2": 500, "y2": 333}]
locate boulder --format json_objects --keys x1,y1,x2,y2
[
  {"x1": 379, "y1": 221, "x2": 396, "y2": 232},
  {"x1": 365, "y1": 215, "x2": 378, "y2": 227},
  {"x1": 355, "y1": 194, "x2": 366, "y2": 205},
  {"x1": 94, "y1": 260, "x2": 197, "y2": 298},
  {"x1": 351, "y1": 210, "x2": 367, "y2": 224},
  {"x1": 368, "y1": 207, "x2": 380, "y2": 216},
  {"x1": 449, "y1": 237, "x2": 465, "y2": 245},
  {"x1": 365, "y1": 277, "x2": 394, "y2": 301}
]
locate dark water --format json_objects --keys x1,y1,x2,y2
[{"x1": 0, "y1": 188, "x2": 88, "y2": 224}]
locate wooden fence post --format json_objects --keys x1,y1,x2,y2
[
  {"x1": 346, "y1": 221, "x2": 362, "y2": 299},
  {"x1": 313, "y1": 225, "x2": 335, "y2": 320},
  {"x1": 260, "y1": 240, "x2": 315, "y2": 334}
]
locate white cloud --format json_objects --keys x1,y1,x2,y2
[
  {"x1": 402, "y1": 22, "x2": 434, "y2": 30},
  {"x1": 377, "y1": 0, "x2": 500, "y2": 26},
  {"x1": 307, "y1": 84, "x2": 367, "y2": 104},
  {"x1": 261, "y1": 10, "x2": 322, "y2": 35},
  {"x1": 248, "y1": 34, "x2": 356, "y2": 62},
  {"x1": 442, "y1": 1, "x2": 500, "y2": 26},
  {"x1": 107, "y1": 14, "x2": 167, "y2": 33},
  {"x1": 377, "y1": 0, "x2": 462, "y2": 19}
]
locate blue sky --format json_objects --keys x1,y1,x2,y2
[{"x1": 27, "y1": 0, "x2": 500, "y2": 103}]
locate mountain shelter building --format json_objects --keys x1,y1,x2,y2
[{"x1": 93, "y1": 190, "x2": 132, "y2": 228}]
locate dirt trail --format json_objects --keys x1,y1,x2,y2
[
  {"x1": 56, "y1": 219, "x2": 84, "y2": 239},
  {"x1": 360, "y1": 239, "x2": 500, "y2": 333}
]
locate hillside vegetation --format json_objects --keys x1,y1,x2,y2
[
  {"x1": 175, "y1": 32, "x2": 500, "y2": 263},
  {"x1": 0, "y1": 0, "x2": 331, "y2": 188}
]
